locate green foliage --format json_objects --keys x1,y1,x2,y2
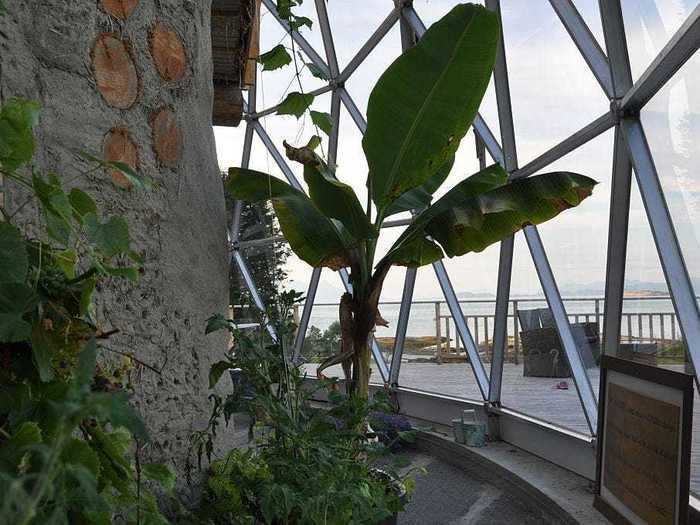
[
  {"x1": 302, "y1": 321, "x2": 341, "y2": 360},
  {"x1": 0, "y1": 98, "x2": 171, "y2": 524},
  {"x1": 363, "y1": 4, "x2": 499, "y2": 211},
  {"x1": 306, "y1": 62, "x2": 329, "y2": 80},
  {"x1": 224, "y1": 186, "x2": 290, "y2": 309},
  {"x1": 225, "y1": 4, "x2": 597, "y2": 401},
  {"x1": 197, "y1": 297, "x2": 412, "y2": 525},
  {"x1": 288, "y1": 143, "x2": 375, "y2": 240},
  {"x1": 258, "y1": 44, "x2": 292, "y2": 71},
  {"x1": 277, "y1": 91, "x2": 315, "y2": 118},
  {"x1": 0, "y1": 222, "x2": 28, "y2": 283},
  {"x1": 143, "y1": 463, "x2": 176, "y2": 494},
  {"x1": 0, "y1": 98, "x2": 40, "y2": 171},
  {"x1": 310, "y1": 110, "x2": 333, "y2": 135},
  {"x1": 227, "y1": 168, "x2": 350, "y2": 269},
  {"x1": 383, "y1": 167, "x2": 597, "y2": 265},
  {"x1": 384, "y1": 156, "x2": 455, "y2": 217}
]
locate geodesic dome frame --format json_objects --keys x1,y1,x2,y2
[{"x1": 227, "y1": 0, "x2": 700, "y2": 438}]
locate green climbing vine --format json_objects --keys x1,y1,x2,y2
[
  {"x1": 257, "y1": 0, "x2": 334, "y2": 149},
  {"x1": 0, "y1": 98, "x2": 174, "y2": 524}
]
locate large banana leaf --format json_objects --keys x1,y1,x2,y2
[
  {"x1": 363, "y1": 4, "x2": 499, "y2": 212},
  {"x1": 283, "y1": 142, "x2": 376, "y2": 240},
  {"x1": 226, "y1": 168, "x2": 350, "y2": 270},
  {"x1": 386, "y1": 236, "x2": 444, "y2": 267},
  {"x1": 384, "y1": 156, "x2": 455, "y2": 217},
  {"x1": 383, "y1": 169, "x2": 597, "y2": 266}
]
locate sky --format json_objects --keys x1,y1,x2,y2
[{"x1": 214, "y1": 0, "x2": 700, "y2": 304}]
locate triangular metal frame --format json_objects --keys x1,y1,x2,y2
[{"x1": 229, "y1": 0, "x2": 700, "y2": 435}]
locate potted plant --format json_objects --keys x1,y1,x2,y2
[{"x1": 227, "y1": 4, "x2": 596, "y2": 400}]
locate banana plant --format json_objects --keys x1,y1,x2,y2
[{"x1": 226, "y1": 4, "x2": 596, "y2": 399}]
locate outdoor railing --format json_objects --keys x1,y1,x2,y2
[{"x1": 281, "y1": 295, "x2": 687, "y2": 361}]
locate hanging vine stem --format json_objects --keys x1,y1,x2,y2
[
  {"x1": 258, "y1": 1, "x2": 330, "y2": 162},
  {"x1": 287, "y1": 35, "x2": 327, "y2": 160}
]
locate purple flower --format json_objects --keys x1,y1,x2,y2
[{"x1": 369, "y1": 411, "x2": 412, "y2": 432}]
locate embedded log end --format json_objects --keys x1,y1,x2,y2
[
  {"x1": 150, "y1": 22, "x2": 187, "y2": 82},
  {"x1": 100, "y1": 0, "x2": 139, "y2": 20},
  {"x1": 102, "y1": 127, "x2": 138, "y2": 189},
  {"x1": 92, "y1": 33, "x2": 139, "y2": 109},
  {"x1": 151, "y1": 107, "x2": 183, "y2": 167}
]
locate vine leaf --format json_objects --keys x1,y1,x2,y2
[
  {"x1": 310, "y1": 111, "x2": 333, "y2": 135},
  {"x1": 31, "y1": 324, "x2": 55, "y2": 382},
  {"x1": 0, "y1": 222, "x2": 28, "y2": 283},
  {"x1": 205, "y1": 313, "x2": 234, "y2": 334},
  {"x1": 306, "y1": 62, "x2": 328, "y2": 80},
  {"x1": 0, "y1": 312, "x2": 31, "y2": 343},
  {"x1": 69, "y1": 189, "x2": 97, "y2": 223},
  {"x1": 277, "y1": 92, "x2": 314, "y2": 118},
  {"x1": 143, "y1": 463, "x2": 176, "y2": 493},
  {"x1": 0, "y1": 422, "x2": 42, "y2": 468},
  {"x1": 62, "y1": 438, "x2": 101, "y2": 478},
  {"x1": 289, "y1": 15, "x2": 312, "y2": 31},
  {"x1": 33, "y1": 174, "x2": 72, "y2": 245},
  {"x1": 258, "y1": 45, "x2": 292, "y2": 71},
  {"x1": 0, "y1": 282, "x2": 36, "y2": 343},
  {"x1": 84, "y1": 214, "x2": 130, "y2": 258},
  {"x1": 209, "y1": 360, "x2": 231, "y2": 388},
  {"x1": 0, "y1": 98, "x2": 40, "y2": 171},
  {"x1": 65, "y1": 464, "x2": 110, "y2": 513}
]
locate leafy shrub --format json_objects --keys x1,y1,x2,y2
[{"x1": 194, "y1": 292, "x2": 416, "y2": 525}]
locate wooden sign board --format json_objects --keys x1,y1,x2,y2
[{"x1": 595, "y1": 356, "x2": 693, "y2": 525}]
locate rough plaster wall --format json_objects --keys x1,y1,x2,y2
[{"x1": 0, "y1": 0, "x2": 231, "y2": 494}]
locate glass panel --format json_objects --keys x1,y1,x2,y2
[
  {"x1": 397, "y1": 267, "x2": 486, "y2": 401},
  {"x1": 412, "y1": 0, "x2": 484, "y2": 28},
  {"x1": 344, "y1": 22, "x2": 402, "y2": 116},
  {"x1": 619, "y1": 157, "x2": 687, "y2": 371},
  {"x1": 618, "y1": 164, "x2": 700, "y2": 495},
  {"x1": 574, "y1": 0, "x2": 605, "y2": 45},
  {"x1": 641, "y1": 51, "x2": 700, "y2": 313},
  {"x1": 501, "y1": 233, "x2": 592, "y2": 435},
  {"x1": 621, "y1": 0, "x2": 699, "y2": 80},
  {"x1": 299, "y1": 269, "x2": 345, "y2": 367},
  {"x1": 438, "y1": 247, "x2": 499, "y2": 378},
  {"x1": 479, "y1": 78, "x2": 502, "y2": 148},
  {"x1": 638, "y1": 45, "x2": 700, "y2": 497},
  {"x1": 536, "y1": 128, "x2": 614, "y2": 398},
  {"x1": 329, "y1": 2, "x2": 400, "y2": 74},
  {"x1": 500, "y1": 0, "x2": 609, "y2": 166}
]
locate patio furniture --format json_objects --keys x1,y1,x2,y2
[
  {"x1": 518, "y1": 308, "x2": 601, "y2": 378},
  {"x1": 618, "y1": 343, "x2": 658, "y2": 366}
]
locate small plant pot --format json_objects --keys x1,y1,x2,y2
[{"x1": 370, "y1": 467, "x2": 408, "y2": 525}]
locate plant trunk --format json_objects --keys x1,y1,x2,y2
[{"x1": 354, "y1": 334, "x2": 373, "y2": 399}]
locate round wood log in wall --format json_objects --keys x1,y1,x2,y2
[
  {"x1": 149, "y1": 23, "x2": 187, "y2": 82},
  {"x1": 92, "y1": 34, "x2": 139, "y2": 109},
  {"x1": 151, "y1": 107, "x2": 182, "y2": 167},
  {"x1": 103, "y1": 127, "x2": 138, "y2": 189},
  {"x1": 100, "y1": 0, "x2": 139, "y2": 20}
]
